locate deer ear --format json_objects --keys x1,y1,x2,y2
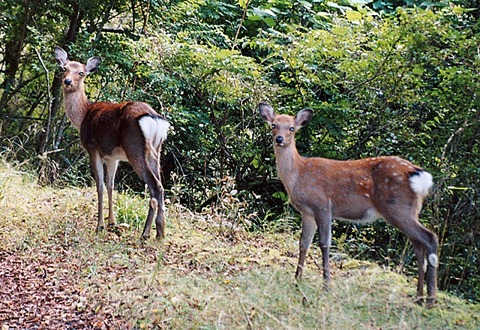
[
  {"x1": 294, "y1": 109, "x2": 313, "y2": 128},
  {"x1": 85, "y1": 56, "x2": 102, "y2": 74},
  {"x1": 259, "y1": 103, "x2": 275, "y2": 123},
  {"x1": 54, "y1": 47, "x2": 68, "y2": 67}
]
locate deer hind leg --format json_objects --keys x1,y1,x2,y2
[
  {"x1": 411, "y1": 226, "x2": 438, "y2": 307},
  {"x1": 295, "y1": 214, "x2": 317, "y2": 281},
  {"x1": 389, "y1": 214, "x2": 438, "y2": 306},
  {"x1": 105, "y1": 159, "x2": 119, "y2": 227},
  {"x1": 155, "y1": 185, "x2": 166, "y2": 239},
  {"x1": 425, "y1": 231, "x2": 438, "y2": 308},
  {"x1": 145, "y1": 173, "x2": 165, "y2": 240},
  {"x1": 140, "y1": 173, "x2": 157, "y2": 240},
  {"x1": 412, "y1": 242, "x2": 426, "y2": 304},
  {"x1": 152, "y1": 165, "x2": 166, "y2": 239},
  {"x1": 411, "y1": 229, "x2": 438, "y2": 307},
  {"x1": 125, "y1": 142, "x2": 163, "y2": 240},
  {"x1": 90, "y1": 154, "x2": 105, "y2": 232},
  {"x1": 140, "y1": 154, "x2": 165, "y2": 240}
]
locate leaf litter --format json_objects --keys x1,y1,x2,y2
[{"x1": 0, "y1": 246, "x2": 128, "y2": 329}]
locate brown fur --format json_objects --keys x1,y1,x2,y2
[
  {"x1": 55, "y1": 47, "x2": 169, "y2": 239},
  {"x1": 259, "y1": 103, "x2": 438, "y2": 307}
]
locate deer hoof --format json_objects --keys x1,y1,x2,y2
[{"x1": 426, "y1": 297, "x2": 436, "y2": 309}]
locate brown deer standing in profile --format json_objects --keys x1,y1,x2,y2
[
  {"x1": 259, "y1": 103, "x2": 438, "y2": 307},
  {"x1": 54, "y1": 47, "x2": 170, "y2": 240}
]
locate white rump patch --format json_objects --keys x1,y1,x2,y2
[
  {"x1": 409, "y1": 171, "x2": 433, "y2": 197},
  {"x1": 139, "y1": 116, "x2": 170, "y2": 147},
  {"x1": 428, "y1": 253, "x2": 439, "y2": 268}
]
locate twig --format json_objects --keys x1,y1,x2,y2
[
  {"x1": 33, "y1": 47, "x2": 52, "y2": 114},
  {"x1": 240, "y1": 301, "x2": 254, "y2": 330},
  {"x1": 232, "y1": 0, "x2": 252, "y2": 50},
  {"x1": 312, "y1": 258, "x2": 322, "y2": 272},
  {"x1": 34, "y1": 46, "x2": 53, "y2": 153},
  {"x1": 242, "y1": 299, "x2": 287, "y2": 329},
  {"x1": 295, "y1": 279, "x2": 310, "y2": 306}
]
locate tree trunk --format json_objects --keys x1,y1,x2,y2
[
  {"x1": 0, "y1": 1, "x2": 40, "y2": 135},
  {"x1": 38, "y1": 1, "x2": 84, "y2": 154}
]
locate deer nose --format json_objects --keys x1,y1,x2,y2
[
  {"x1": 64, "y1": 78, "x2": 72, "y2": 86},
  {"x1": 275, "y1": 136, "x2": 284, "y2": 144}
]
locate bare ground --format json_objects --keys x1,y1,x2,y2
[{"x1": 0, "y1": 246, "x2": 127, "y2": 329}]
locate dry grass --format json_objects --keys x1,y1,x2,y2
[{"x1": 1, "y1": 162, "x2": 479, "y2": 329}]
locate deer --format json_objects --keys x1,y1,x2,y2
[
  {"x1": 54, "y1": 46, "x2": 170, "y2": 240},
  {"x1": 259, "y1": 103, "x2": 438, "y2": 307}
]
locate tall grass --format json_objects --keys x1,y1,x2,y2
[{"x1": 1, "y1": 162, "x2": 479, "y2": 329}]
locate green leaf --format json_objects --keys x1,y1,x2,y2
[{"x1": 345, "y1": 10, "x2": 363, "y2": 22}]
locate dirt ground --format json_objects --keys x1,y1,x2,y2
[{"x1": 0, "y1": 248, "x2": 126, "y2": 330}]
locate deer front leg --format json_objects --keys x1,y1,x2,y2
[
  {"x1": 295, "y1": 214, "x2": 317, "y2": 281},
  {"x1": 316, "y1": 209, "x2": 332, "y2": 288},
  {"x1": 91, "y1": 155, "x2": 105, "y2": 232}
]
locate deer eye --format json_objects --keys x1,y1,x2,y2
[
  {"x1": 62, "y1": 67, "x2": 67, "y2": 72},
  {"x1": 289, "y1": 127, "x2": 295, "y2": 131},
  {"x1": 79, "y1": 72, "x2": 84, "y2": 76},
  {"x1": 271, "y1": 124, "x2": 276, "y2": 129}
]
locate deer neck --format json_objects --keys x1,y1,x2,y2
[
  {"x1": 63, "y1": 86, "x2": 90, "y2": 130},
  {"x1": 274, "y1": 141, "x2": 303, "y2": 187}
]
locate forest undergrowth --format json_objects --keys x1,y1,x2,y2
[{"x1": 0, "y1": 162, "x2": 479, "y2": 329}]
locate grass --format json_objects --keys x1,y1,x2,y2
[{"x1": 1, "y1": 162, "x2": 479, "y2": 329}]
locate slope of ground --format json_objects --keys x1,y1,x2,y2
[{"x1": 1, "y1": 163, "x2": 479, "y2": 329}]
